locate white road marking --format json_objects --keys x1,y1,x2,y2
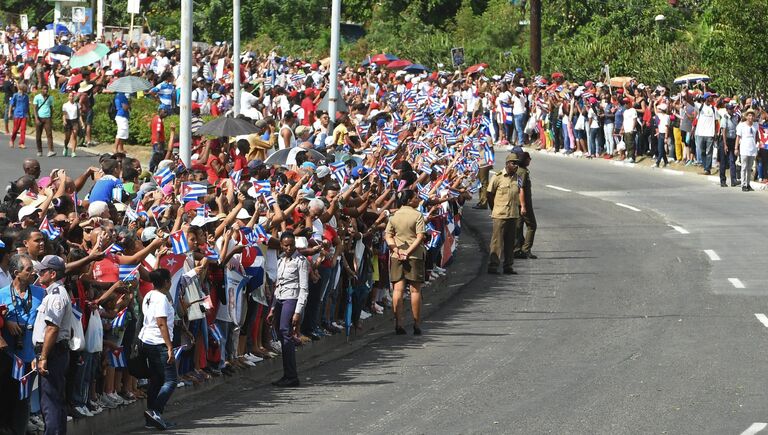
[
  {"x1": 755, "y1": 314, "x2": 768, "y2": 329},
  {"x1": 615, "y1": 202, "x2": 641, "y2": 212},
  {"x1": 741, "y1": 423, "x2": 768, "y2": 435},
  {"x1": 662, "y1": 168, "x2": 684, "y2": 176},
  {"x1": 545, "y1": 185, "x2": 572, "y2": 192},
  {"x1": 669, "y1": 225, "x2": 690, "y2": 234},
  {"x1": 729, "y1": 278, "x2": 746, "y2": 289},
  {"x1": 703, "y1": 250, "x2": 720, "y2": 261}
]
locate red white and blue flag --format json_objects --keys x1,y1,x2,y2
[
  {"x1": 170, "y1": 230, "x2": 190, "y2": 255},
  {"x1": 108, "y1": 347, "x2": 127, "y2": 368},
  {"x1": 12, "y1": 354, "x2": 25, "y2": 380},
  {"x1": 111, "y1": 308, "x2": 128, "y2": 329},
  {"x1": 39, "y1": 216, "x2": 61, "y2": 240}
]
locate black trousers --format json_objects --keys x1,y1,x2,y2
[{"x1": 39, "y1": 343, "x2": 69, "y2": 435}]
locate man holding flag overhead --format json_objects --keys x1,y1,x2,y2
[{"x1": 32, "y1": 255, "x2": 74, "y2": 435}]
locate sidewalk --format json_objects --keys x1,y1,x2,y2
[{"x1": 68, "y1": 206, "x2": 490, "y2": 434}]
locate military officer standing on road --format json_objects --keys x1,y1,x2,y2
[
  {"x1": 487, "y1": 153, "x2": 526, "y2": 274},
  {"x1": 514, "y1": 152, "x2": 537, "y2": 259},
  {"x1": 32, "y1": 255, "x2": 74, "y2": 435}
]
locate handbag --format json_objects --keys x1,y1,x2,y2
[
  {"x1": 617, "y1": 139, "x2": 626, "y2": 151},
  {"x1": 84, "y1": 310, "x2": 103, "y2": 353},
  {"x1": 69, "y1": 310, "x2": 85, "y2": 352},
  {"x1": 128, "y1": 343, "x2": 151, "y2": 379}
]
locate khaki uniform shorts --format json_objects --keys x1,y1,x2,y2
[{"x1": 389, "y1": 255, "x2": 425, "y2": 283}]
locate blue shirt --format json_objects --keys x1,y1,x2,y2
[
  {"x1": 150, "y1": 82, "x2": 175, "y2": 110},
  {"x1": 115, "y1": 93, "x2": 130, "y2": 118},
  {"x1": 89, "y1": 175, "x2": 122, "y2": 203},
  {"x1": 9, "y1": 92, "x2": 29, "y2": 118},
  {"x1": 0, "y1": 284, "x2": 45, "y2": 362}
]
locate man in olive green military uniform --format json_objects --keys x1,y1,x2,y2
[
  {"x1": 472, "y1": 151, "x2": 493, "y2": 210},
  {"x1": 487, "y1": 153, "x2": 526, "y2": 274},
  {"x1": 514, "y1": 152, "x2": 537, "y2": 259}
]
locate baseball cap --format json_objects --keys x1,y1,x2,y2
[
  {"x1": 34, "y1": 255, "x2": 65, "y2": 272},
  {"x1": 236, "y1": 208, "x2": 251, "y2": 219},
  {"x1": 506, "y1": 153, "x2": 520, "y2": 162},
  {"x1": 18, "y1": 205, "x2": 40, "y2": 220},
  {"x1": 141, "y1": 227, "x2": 158, "y2": 242},
  {"x1": 184, "y1": 201, "x2": 203, "y2": 213},
  {"x1": 88, "y1": 201, "x2": 109, "y2": 218},
  {"x1": 316, "y1": 165, "x2": 330, "y2": 178},
  {"x1": 351, "y1": 166, "x2": 369, "y2": 179}
]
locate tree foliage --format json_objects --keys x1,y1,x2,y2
[{"x1": 9, "y1": 0, "x2": 768, "y2": 94}]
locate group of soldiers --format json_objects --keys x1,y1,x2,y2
[{"x1": 475, "y1": 149, "x2": 536, "y2": 274}]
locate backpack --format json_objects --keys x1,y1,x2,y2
[{"x1": 108, "y1": 98, "x2": 117, "y2": 120}]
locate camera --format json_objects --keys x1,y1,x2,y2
[{"x1": 15, "y1": 330, "x2": 25, "y2": 351}]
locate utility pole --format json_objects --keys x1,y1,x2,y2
[
  {"x1": 179, "y1": 0, "x2": 192, "y2": 167},
  {"x1": 529, "y1": 0, "x2": 541, "y2": 73},
  {"x1": 328, "y1": 0, "x2": 341, "y2": 131},
  {"x1": 233, "y1": 0, "x2": 241, "y2": 116}
]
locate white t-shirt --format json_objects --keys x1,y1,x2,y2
[
  {"x1": 656, "y1": 113, "x2": 669, "y2": 132},
  {"x1": 139, "y1": 290, "x2": 175, "y2": 346},
  {"x1": 736, "y1": 121, "x2": 759, "y2": 156},
  {"x1": 512, "y1": 94, "x2": 526, "y2": 115},
  {"x1": 62, "y1": 101, "x2": 79, "y2": 120},
  {"x1": 622, "y1": 108, "x2": 638, "y2": 133},
  {"x1": 695, "y1": 104, "x2": 718, "y2": 137}
]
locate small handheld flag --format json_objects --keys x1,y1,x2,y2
[
  {"x1": 119, "y1": 264, "x2": 139, "y2": 281},
  {"x1": 39, "y1": 217, "x2": 61, "y2": 240},
  {"x1": 180, "y1": 182, "x2": 208, "y2": 203},
  {"x1": 173, "y1": 345, "x2": 186, "y2": 360},
  {"x1": 170, "y1": 230, "x2": 190, "y2": 255},
  {"x1": 108, "y1": 347, "x2": 127, "y2": 368},
  {"x1": 208, "y1": 323, "x2": 223, "y2": 344},
  {"x1": 18, "y1": 372, "x2": 34, "y2": 400},
  {"x1": 12, "y1": 354, "x2": 25, "y2": 380},
  {"x1": 111, "y1": 308, "x2": 128, "y2": 329}
]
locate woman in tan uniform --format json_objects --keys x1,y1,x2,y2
[{"x1": 385, "y1": 190, "x2": 426, "y2": 335}]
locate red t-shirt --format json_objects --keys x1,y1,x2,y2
[
  {"x1": 300, "y1": 97, "x2": 316, "y2": 126},
  {"x1": 92, "y1": 254, "x2": 120, "y2": 283},
  {"x1": 320, "y1": 225, "x2": 337, "y2": 268},
  {"x1": 151, "y1": 115, "x2": 165, "y2": 144},
  {"x1": 205, "y1": 155, "x2": 226, "y2": 184}
]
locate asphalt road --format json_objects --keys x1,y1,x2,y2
[
  {"x1": 130, "y1": 150, "x2": 767, "y2": 435},
  {"x1": 10, "y1": 133, "x2": 766, "y2": 435}
]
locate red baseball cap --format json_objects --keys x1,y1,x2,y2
[{"x1": 184, "y1": 201, "x2": 203, "y2": 213}]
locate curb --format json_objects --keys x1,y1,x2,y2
[{"x1": 69, "y1": 208, "x2": 489, "y2": 435}]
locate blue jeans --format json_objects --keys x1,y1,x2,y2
[
  {"x1": 561, "y1": 123, "x2": 570, "y2": 151},
  {"x1": 513, "y1": 114, "x2": 526, "y2": 145},
  {"x1": 215, "y1": 320, "x2": 236, "y2": 368},
  {"x1": 588, "y1": 127, "x2": 602, "y2": 155},
  {"x1": 69, "y1": 351, "x2": 97, "y2": 407},
  {"x1": 273, "y1": 299, "x2": 298, "y2": 380},
  {"x1": 141, "y1": 342, "x2": 177, "y2": 414},
  {"x1": 719, "y1": 138, "x2": 737, "y2": 184},
  {"x1": 40, "y1": 344, "x2": 69, "y2": 435},
  {"x1": 696, "y1": 135, "x2": 715, "y2": 170}
]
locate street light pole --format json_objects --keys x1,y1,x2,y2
[
  {"x1": 328, "y1": 0, "x2": 341, "y2": 131},
  {"x1": 233, "y1": 0, "x2": 241, "y2": 116},
  {"x1": 529, "y1": 0, "x2": 542, "y2": 73},
  {"x1": 179, "y1": 0, "x2": 192, "y2": 167}
]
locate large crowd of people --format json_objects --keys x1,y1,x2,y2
[
  {"x1": 0, "y1": 22, "x2": 762, "y2": 434},
  {"x1": 0, "y1": 27, "x2": 499, "y2": 434}
]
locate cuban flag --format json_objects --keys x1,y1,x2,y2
[
  {"x1": 108, "y1": 244, "x2": 124, "y2": 254},
  {"x1": 119, "y1": 264, "x2": 139, "y2": 281},
  {"x1": 264, "y1": 194, "x2": 276, "y2": 207},
  {"x1": 181, "y1": 182, "x2": 208, "y2": 202},
  {"x1": 500, "y1": 102, "x2": 513, "y2": 125},
  {"x1": 108, "y1": 347, "x2": 127, "y2": 368},
  {"x1": 483, "y1": 143, "x2": 495, "y2": 165},
  {"x1": 39, "y1": 217, "x2": 61, "y2": 240},
  {"x1": 111, "y1": 308, "x2": 128, "y2": 329},
  {"x1": 254, "y1": 180, "x2": 271, "y2": 196},
  {"x1": 153, "y1": 166, "x2": 175, "y2": 187},
  {"x1": 329, "y1": 162, "x2": 348, "y2": 186},
  {"x1": 229, "y1": 169, "x2": 242, "y2": 186},
  {"x1": 208, "y1": 323, "x2": 223, "y2": 344},
  {"x1": 125, "y1": 205, "x2": 139, "y2": 222},
  {"x1": 173, "y1": 345, "x2": 186, "y2": 360},
  {"x1": 426, "y1": 223, "x2": 442, "y2": 249},
  {"x1": 136, "y1": 201, "x2": 148, "y2": 219},
  {"x1": 18, "y1": 372, "x2": 33, "y2": 400},
  {"x1": 203, "y1": 244, "x2": 220, "y2": 261},
  {"x1": 12, "y1": 354, "x2": 25, "y2": 380},
  {"x1": 356, "y1": 123, "x2": 370, "y2": 139},
  {"x1": 112, "y1": 184, "x2": 124, "y2": 202},
  {"x1": 150, "y1": 204, "x2": 170, "y2": 219},
  {"x1": 253, "y1": 225, "x2": 270, "y2": 243},
  {"x1": 72, "y1": 303, "x2": 83, "y2": 322},
  {"x1": 170, "y1": 230, "x2": 190, "y2": 255}
]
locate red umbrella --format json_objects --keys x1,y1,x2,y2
[
  {"x1": 386, "y1": 59, "x2": 412, "y2": 70},
  {"x1": 372, "y1": 53, "x2": 398, "y2": 65},
  {"x1": 67, "y1": 74, "x2": 83, "y2": 88},
  {"x1": 464, "y1": 63, "x2": 489, "y2": 75}
]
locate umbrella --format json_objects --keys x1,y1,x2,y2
[
  {"x1": 371, "y1": 53, "x2": 398, "y2": 65},
  {"x1": 404, "y1": 63, "x2": 430, "y2": 74},
  {"x1": 69, "y1": 43, "x2": 109, "y2": 69},
  {"x1": 106, "y1": 76, "x2": 152, "y2": 94},
  {"x1": 609, "y1": 76, "x2": 634, "y2": 88},
  {"x1": 264, "y1": 148, "x2": 326, "y2": 166},
  {"x1": 195, "y1": 116, "x2": 260, "y2": 137},
  {"x1": 386, "y1": 59, "x2": 412, "y2": 70},
  {"x1": 674, "y1": 73, "x2": 711, "y2": 85},
  {"x1": 464, "y1": 63, "x2": 488, "y2": 75},
  {"x1": 49, "y1": 45, "x2": 73, "y2": 57},
  {"x1": 66, "y1": 74, "x2": 83, "y2": 88}
]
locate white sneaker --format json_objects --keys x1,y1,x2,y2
[
  {"x1": 372, "y1": 302, "x2": 384, "y2": 314},
  {"x1": 107, "y1": 392, "x2": 126, "y2": 406},
  {"x1": 88, "y1": 402, "x2": 103, "y2": 415},
  {"x1": 242, "y1": 358, "x2": 256, "y2": 367},
  {"x1": 360, "y1": 310, "x2": 372, "y2": 320},
  {"x1": 99, "y1": 395, "x2": 117, "y2": 409},
  {"x1": 244, "y1": 353, "x2": 263, "y2": 363},
  {"x1": 75, "y1": 406, "x2": 94, "y2": 417}
]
